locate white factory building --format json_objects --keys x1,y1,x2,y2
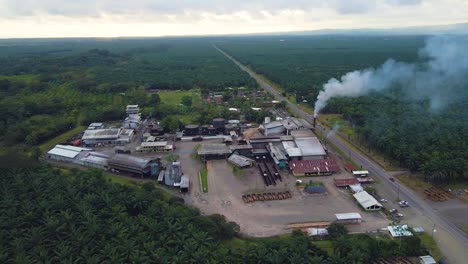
[
  {"x1": 81, "y1": 128, "x2": 134, "y2": 146},
  {"x1": 259, "y1": 117, "x2": 312, "y2": 136},
  {"x1": 47, "y1": 145, "x2": 92, "y2": 163}
]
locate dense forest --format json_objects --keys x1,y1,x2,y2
[
  {"x1": 218, "y1": 36, "x2": 467, "y2": 182},
  {"x1": 0, "y1": 38, "x2": 256, "y2": 148},
  {"x1": 0, "y1": 157, "x2": 427, "y2": 263}
]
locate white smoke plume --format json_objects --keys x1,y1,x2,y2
[{"x1": 313, "y1": 36, "x2": 468, "y2": 116}]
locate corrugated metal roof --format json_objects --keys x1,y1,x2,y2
[
  {"x1": 197, "y1": 144, "x2": 230, "y2": 155},
  {"x1": 335, "y1": 213, "x2": 362, "y2": 220},
  {"x1": 289, "y1": 159, "x2": 340, "y2": 174},
  {"x1": 228, "y1": 154, "x2": 255, "y2": 167},
  {"x1": 353, "y1": 191, "x2": 382, "y2": 209},
  {"x1": 334, "y1": 178, "x2": 359, "y2": 187},
  {"x1": 47, "y1": 145, "x2": 91, "y2": 159},
  {"x1": 294, "y1": 137, "x2": 326, "y2": 156}
]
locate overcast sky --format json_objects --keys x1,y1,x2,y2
[{"x1": 0, "y1": 0, "x2": 467, "y2": 38}]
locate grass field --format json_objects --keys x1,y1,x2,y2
[
  {"x1": 39, "y1": 125, "x2": 86, "y2": 152},
  {"x1": 159, "y1": 90, "x2": 194, "y2": 106},
  {"x1": 419, "y1": 233, "x2": 443, "y2": 261},
  {"x1": 199, "y1": 167, "x2": 208, "y2": 193},
  {"x1": 0, "y1": 74, "x2": 37, "y2": 83}
]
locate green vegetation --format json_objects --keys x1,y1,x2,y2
[
  {"x1": 220, "y1": 36, "x2": 467, "y2": 183},
  {"x1": 419, "y1": 233, "x2": 443, "y2": 261},
  {"x1": 39, "y1": 125, "x2": 86, "y2": 152},
  {"x1": 200, "y1": 166, "x2": 208, "y2": 192},
  {"x1": 0, "y1": 38, "x2": 256, "y2": 151}
]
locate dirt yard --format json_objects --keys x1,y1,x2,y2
[{"x1": 176, "y1": 139, "x2": 389, "y2": 237}]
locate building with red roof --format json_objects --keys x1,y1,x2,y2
[{"x1": 288, "y1": 159, "x2": 339, "y2": 176}]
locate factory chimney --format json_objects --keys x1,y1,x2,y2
[{"x1": 313, "y1": 117, "x2": 317, "y2": 128}]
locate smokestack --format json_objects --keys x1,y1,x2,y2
[{"x1": 313, "y1": 117, "x2": 317, "y2": 128}]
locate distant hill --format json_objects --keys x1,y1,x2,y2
[{"x1": 250, "y1": 22, "x2": 468, "y2": 36}]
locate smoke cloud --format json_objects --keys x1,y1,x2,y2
[{"x1": 313, "y1": 35, "x2": 468, "y2": 116}]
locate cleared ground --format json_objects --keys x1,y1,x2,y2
[{"x1": 177, "y1": 139, "x2": 389, "y2": 237}]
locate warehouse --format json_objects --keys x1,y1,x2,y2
[
  {"x1": 288, "y1": 159, "x2": 340, "y2": 176},
  {"x1": 335, "y1": 213, "x2": 362, "y2": 224},
  {"x1": 353, "y1": 191, "x2": 382, "y2": 211},
  {"x1": 77, "y1": 152, "x2": 109, "y2": 170},
  {"x1": 47, "y1": 145, "x2": 91, "y2": 163},
  {"x1": 260, "y1": 120, "x2": 286, "y2": 136},
  {"x1": 108, "y1": 154, "x2": 158, "y2": 177},
  {"x1": 82, "y1": 128, "x2": 125, "y2": 146},
  {"x1": 136, "y1": 141, "x2": 174, "y2": 152},
  {"x1": 197, "y1": 144, "x2": 230, "y2": 160}
]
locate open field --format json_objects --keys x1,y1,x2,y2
[{"x1": 159, "y1": 90, "x2": 193, "y2": 106}]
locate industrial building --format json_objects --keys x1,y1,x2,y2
[
  {"x1": 126, "y1": 105, "x2": 139, "y2": 114},
  {"x1": 284, "y1": 137, "x2": 327, "y2": 160},
  {"x1": 164, "y1": 161, "x2": 183, "y2": 186},
  {"x1": 288, "y1": 159, "x2": 340, "y2": 176},
  {"x1": 82, "y1": 128, "x2": 134, "y2": 146},
  {"x1": 47, "y1": 145, "x2": 92, "y2": 163},
  {"x1": 259, "y1": 117, "x2": 312, "y2": 136},
  {"x1": 266, "y1": 143, "x2": 288, "y2": 168},
  {"x1": 76, "y1": 152, "x2": 109, "y2": 170},
  {"x1": 108, "y1": 154, "x2": 159, "y2": 177},
  {"x1": 335, "y1": 213, "x2": 362, "y2": 224},
  {"x1": 353, "y1": 191, "x2": 383, "y2": 211},
  {"x1": 197, "y1": 144, "x2": 231, "y2": 160},
  {"x1": 136, "y1": 141, "x2": 174, "y2": 152}
]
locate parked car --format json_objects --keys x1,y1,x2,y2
[
  {"x1": 389, "y1": 177, "x2": 395, "y2": 182},
  {"x1": 399, "y1": 200, "x2": 409, "y2": 207},
  {"x1": 379, "y1": 198, "x2": 388, "y2": 203},
  {"x1": 389, "y1": 209, "x2": 398, "y2": 214}
]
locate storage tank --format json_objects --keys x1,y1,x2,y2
[
  {"x1": 184, "y1": 125, "x2": 200, "y2": 136},
  {"x1": 213, "y1": 118, "x2": 225, "y2": 134},
  {"x1": 207, "y1": 126, "x2": 217, "y2": 135},
  {"x1": 201, "y1": 125, "x2": 210, "y2": 135}
]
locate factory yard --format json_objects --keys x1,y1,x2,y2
[{"x1": 178, "y1": 140, "x2": 388, "y2": 237}]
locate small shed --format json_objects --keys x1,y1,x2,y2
[
  {"x1": 304, "y1": 185, "x2": 327, "y2": 195},
  {"x1": 180, "y1": 175, "x2": 189, "y2": 192},
  {"x1": 387, "y1": 225, "x2": 413, "y2": 237},
  {"x1": 335, "y1": 213, "x2": 362, "y2": 224},
  {"x1": 352, "y1": 170, "x2": 369, "y2": 177},
  {"x1": 419, "y1": 255, "x2": 436, "y2": 264},
  {"x1": 228, "y1": 154, "x2": 255, "y2": 168}
]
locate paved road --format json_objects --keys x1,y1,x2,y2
[{"x1": 215, "y1": 45, "x2": 468, "y2": 263}]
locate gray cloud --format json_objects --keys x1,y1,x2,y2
[{"x1": 0, "y1": 0, "x2": 426, "y2": 19}]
